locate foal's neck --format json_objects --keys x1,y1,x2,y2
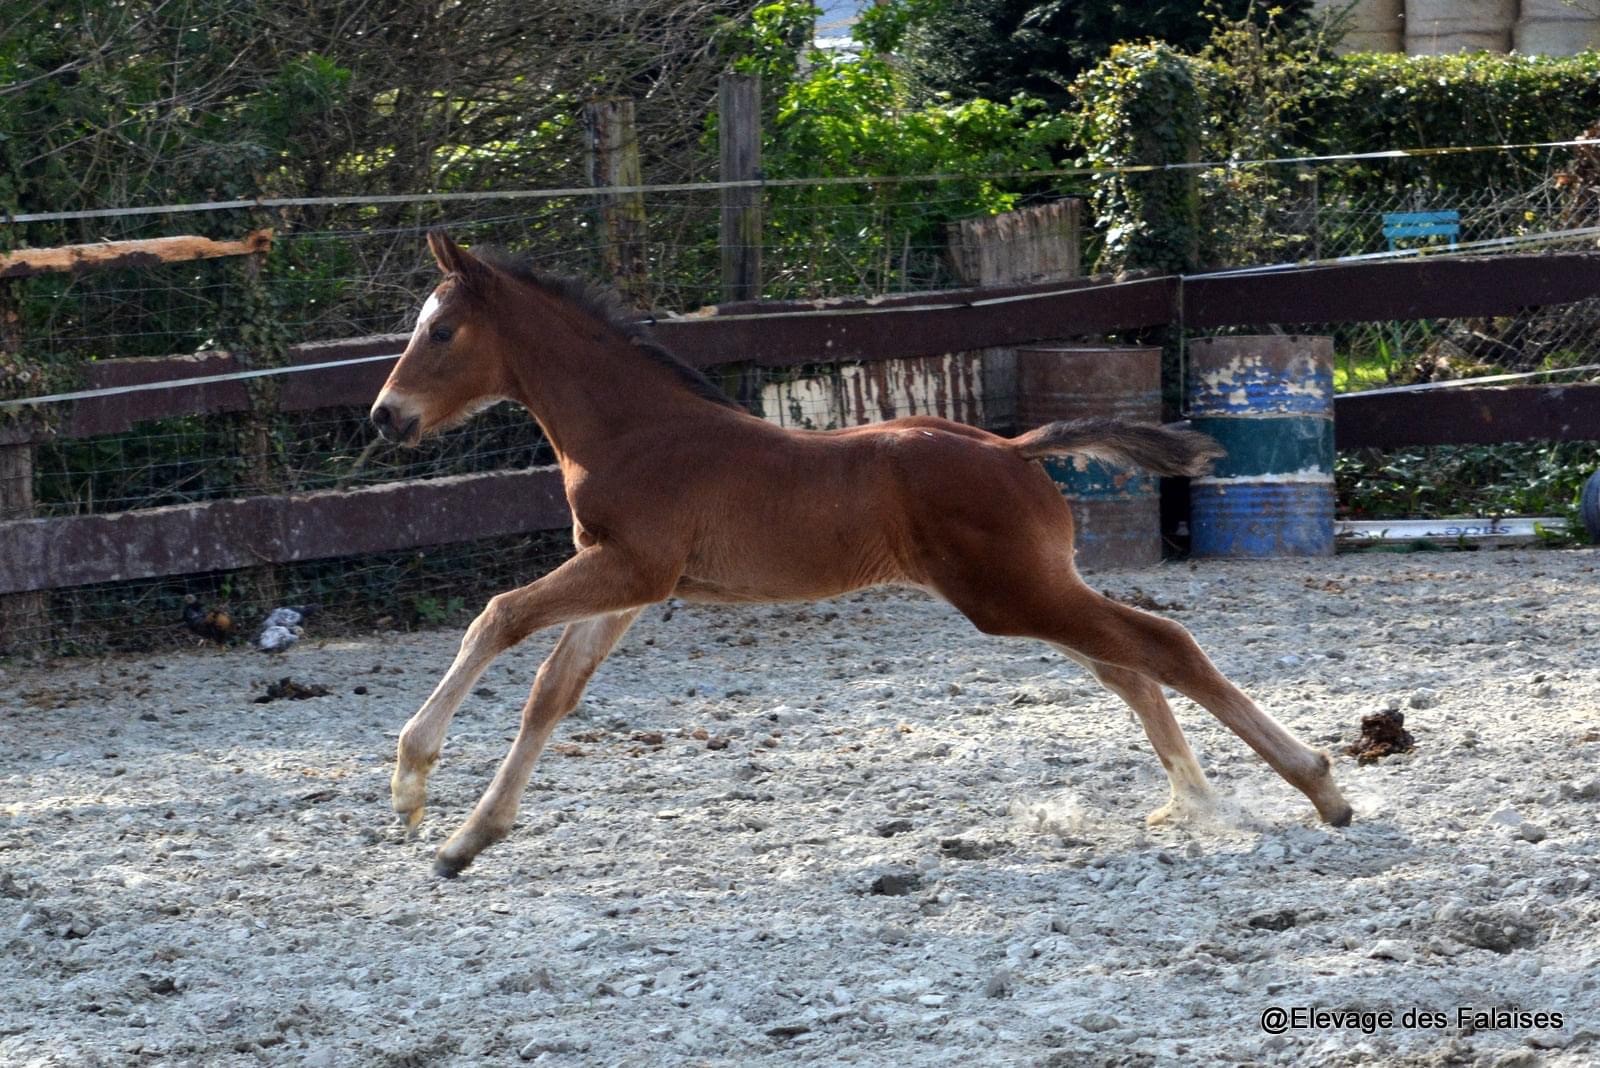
[{"x1": 499, "y1": 288, "x2": 735, "y2": 464}]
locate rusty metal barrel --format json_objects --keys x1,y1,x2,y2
[
  {"x1": 1015, "y1": 344, "x2": 1162, "y2": 571},
  {"x1": 1186, "y1": 335, "x2": 1335, "y2": 558}
]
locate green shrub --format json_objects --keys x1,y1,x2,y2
[
  {"x1": 1298, "y1": 53, "x2": 1600, "y2": 190},
  {"x1": 718, "y1": 0, "x2": 1077, "y2": 296},
  {"x1": 1073, "y1": 43, "x2": 1202, "y2": 274}
]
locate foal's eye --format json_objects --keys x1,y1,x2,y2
[{"x1": 429, "y1": 324, "x2": 453, "y2": 344}]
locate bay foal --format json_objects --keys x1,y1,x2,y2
[{"x1": 371, "y1": 231, "x2": 1352, "y2": 877}]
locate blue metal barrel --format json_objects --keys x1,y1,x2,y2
[
  {"x1": 1185, "y1": 335, "x2": 1335, "y2": 558},
  {"x1": 1015, "y1": 344, "x2": 1162, "y2": 571}
]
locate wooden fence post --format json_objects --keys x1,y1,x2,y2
[
  {"x1": 946, "y1": 201, "x2": 1084, "y2": 435},
  {"x1": 233, "y1": 243, "x2": 286, "y2": 609},
  {"x1": 584, "y1": 98, "x2": 650, "y2": 307},
  {"x1": 719, "y1": 73, "x2": 762, "y2": 303},
  {"x1": 0, "y1": 280, "x2": 49, "y2": 653}
]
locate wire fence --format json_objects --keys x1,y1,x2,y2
[
  {"x1": 2, "y1": 359, "x2": 998, "y2": 659},
  {"x1": 1191, "y1": 145, "x2": 1600, "y2": 386},
  {"x1": 6, "y1": 145, "x2": 1600, "y2": 656},
  {"x1": 15, "y1": 141, "x2": 1600, "y2": 358}
]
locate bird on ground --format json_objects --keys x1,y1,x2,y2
[
  {"x1": 257, "y1": 624, "x2": 302, "y2": 654},
  {"x1": 261, "y1": 603, "x2": 319, "y2": 630},
  {"x1": 257, "y1": 603, "x2": 317, "y2": 652},
  {"x1": 181, "y1": 595, "x2": 236, "y2": 644}
]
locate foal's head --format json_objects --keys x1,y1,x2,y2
[{"x1": 370, "y1": 231, "x2": 512, "y2": 446}]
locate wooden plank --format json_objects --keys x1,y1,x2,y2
[
  {"x1": 29, "y1": 251, "x2": 1600, "y2": 441},
  {"x1": 0, "y1": 467, "x2": 570, "y2": 595},
  {"x1": 1335, "y1": 383, "x2": 1600, "y2": 449},
  {"x1": 1337, "y1": 516, "x2": 1565, "y2": 548},
  {"x1": 692, "y1": 270, "x2": 1123, "y2": 317},
  {"x1": 755, "y1": 351, "x2": 993, "y2": 430},
  {"x1": 942, "y1": 201, "x2": 1088, "y2": 433},
  {"x1": 41, "y1": 280, "x2": 1171, "y2": 439},
  {"x1": 67, "y1": 351, "x2": 249, "y2": 437},
  {"x1": 0, "y1": 230, "x2": 273, "y2": 280},
  {"x1": 53, "y1": 336, "x2": 406, "y2": 439},
  {"x1": 657, "y1": 276, "x2": 1177, "y2": 369},
  {"x1": 279, "y1": 335, "x2": 406, "y2": 412},
  {"x1": 947, "y1": 201, "x2": 1081, "y2": 287},
  {"x1": 1186, "y1": 253, "x2": 1600, "y2": 327},
  {"x1": 0, "y1": 423, "x2": 37, "y2": 447},
  {"x1": 0, "y1": 438, "x2": 47, "y2": 647},
  {"x1": 0, "y1": 278, "x2": 49, "y2": 649}
]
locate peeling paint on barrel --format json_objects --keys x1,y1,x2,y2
[
  {"x1": 1016, "y1": 345, "x2": 1162, "y2": 571},
  {"x1": 1187, "y1": 336, "x2": 1335, "y2": 558}
]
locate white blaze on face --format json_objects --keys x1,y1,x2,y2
[
  {"x1": 371, "y1": 292, "x2": 442, "y2": 429},
  {"x1": 409, "y1": 292, "x2": 442, "y2": 345}
]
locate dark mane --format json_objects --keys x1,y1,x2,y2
[{"x1": 476, "y1": 249, "x2": 741, "y2": 410}]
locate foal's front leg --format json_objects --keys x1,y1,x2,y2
[
  {"x1": 390, "y1": 609, "x2": 511, "y2": 832},
  {"x1": 390, "y1": 547, "x2": 668, "y2": 836},
  {"x1": 433, "y1": 609, "x2": 638, "y2": 877}
]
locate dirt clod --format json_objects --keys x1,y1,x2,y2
[
  {"x1": 939, "y1": 836, "x2": 1008, "y2": 860},
  {"x1": 1347, "y1": 709, "x2": 1416, "y2": 763},
  {"x1": 1103, "y1": 587, "x2": 1183, "y2": 611},
  {"x1": 253, "y1": 678, "x2": 331, "y2": 703},
  {"x1": 868, "y1": 871, "x2": 922, "y2": 897},
  {"x1": 1247, "y1": 908, "x2": 1299, "y2": 931}
]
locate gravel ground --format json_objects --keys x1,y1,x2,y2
[{"x1": 2, "y1": 549, "x2": 1598, "y2": 1067}]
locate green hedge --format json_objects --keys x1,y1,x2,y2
[
  {"x1": 1298, "y1": 53, "x2": 1600, "y2": 190},
  {"x1": 1076, "y1": 44, "x2": 1600, "y2": 273}
]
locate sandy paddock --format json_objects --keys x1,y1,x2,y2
[{"x1": 2, "y1": 550, "x2": 1598, "y2": 1066}]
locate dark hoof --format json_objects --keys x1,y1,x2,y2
[{"x1": 433, "y1": 855, "x2": 468, "y2": 879}]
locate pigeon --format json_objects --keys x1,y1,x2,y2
[
  {"x1": 261, "y1": 604, "x2": 319, "y2": 630},
  {"x1": 181, "y1": 595, "x2": 236, "y2": 644},
  {"x1": 257, "y1": 624, "x2": 302, "y2": 653},
  {"x1": 256, "y1": 604, "x2": 318, "y2": 652}
]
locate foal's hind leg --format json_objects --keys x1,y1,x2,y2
[
  {"x1": 434, "y1": 609, "x2": 638, "y2": 878},
  {"x1": 1054, "y1": 648, "x2": 1216, "y2": 824},
  {"x1": 947, "y1": 572, "x2": 1350, "y2": 826},
  {"x1": 1045, "y1": 589, "x2": 1352, "y2": 826}
]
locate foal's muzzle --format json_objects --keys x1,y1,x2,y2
[{"x1": 370, "y1": 400, "x2": 420, "y2": 444}]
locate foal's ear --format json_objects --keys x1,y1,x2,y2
[{"x1": 427, "y1": 230, "x2": 489, "y2": 287}]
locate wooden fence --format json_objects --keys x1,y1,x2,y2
[{"x1": 3, "y1": 248, "x2": 1600, "y2": 604}]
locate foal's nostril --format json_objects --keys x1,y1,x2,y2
[{"x1": 371, "y1": 399, "x2": 419, "y2": 443}]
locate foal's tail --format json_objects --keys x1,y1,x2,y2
[{"x1": 1009, "y1": 417, "x2": 1224, "y2": 477}]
